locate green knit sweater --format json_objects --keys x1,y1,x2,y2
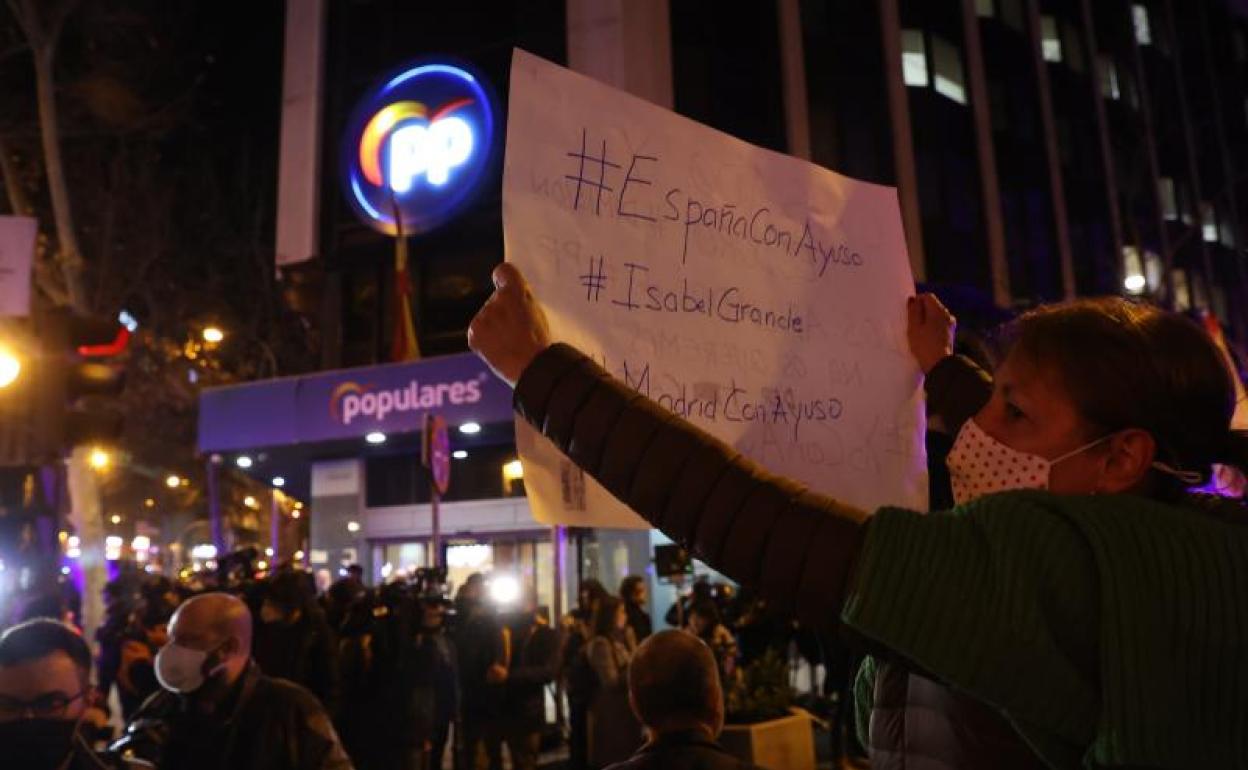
[{"x1": 842, "y1": 490, "x2": 1248, "y2": 769}]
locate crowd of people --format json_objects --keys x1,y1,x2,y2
[{"x1": 2, "y1": 550, "x2": 802, "y2": 770}]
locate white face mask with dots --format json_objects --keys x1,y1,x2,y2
[
  {"x1": 946, "y1": 419, "x2": 1203, "y2": 505},
  {"x1": 946, "y1": 419, "x2": 1109, "y2": 505}
]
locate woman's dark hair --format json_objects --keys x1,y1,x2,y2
[
  {"x1": 619, "y1": 575, "x2": 644, "y2": 603},
  {"x1": 1007, "y1": 298, "x2": 1248, "y2": 496},
  {"x1": 591, "y1": 595, "x2": 623, "y2": 639}
]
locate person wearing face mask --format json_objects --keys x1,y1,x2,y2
[
  {"x1": 468, "y1": 263, "x2": 1248, "y2": 770},
  {"x1": 0, "y1": 618, "x2": 129, "y2": 770},
  {"x1": 124, "y1": 592, "x2": 353, "y2": 770}
]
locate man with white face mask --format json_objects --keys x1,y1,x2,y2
[{"x1": 123, "y1": 592, "x2": 352, "y2": 770}]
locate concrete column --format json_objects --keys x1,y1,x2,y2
[
  {"x1": 566, "y1": 0, "x2": 674, "y2": 108},
  {"x1": 275, "y1": 0, "x2": 325, "y2": 268}
]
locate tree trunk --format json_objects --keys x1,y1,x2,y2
[{"x1": 31, "y1": 43, "x2": 88, "y2": 311}]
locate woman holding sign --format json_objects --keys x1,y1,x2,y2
[{"x1": 468, "y1": 263, "x2": 1248, "y2": 770}]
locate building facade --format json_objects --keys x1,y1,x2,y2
[{"x1": 241, "y1": 0, "x2": 1248, "y2": 613}]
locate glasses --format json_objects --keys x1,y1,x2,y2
[{"x1": 0, "y1": 690, "x2": 86, "y2": 720}]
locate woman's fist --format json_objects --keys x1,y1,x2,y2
[{"x1": 468, "y1": 263, "x2": 552, "y2": 386}]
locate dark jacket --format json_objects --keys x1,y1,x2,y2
[
  {"x1": 504, "y1": 619, "x2": 560, "y2": 730},
  {"x1": 604, "y1": 730, "x2": 762, "y2": 770},
  {"x1": 253, "y1": 607, "x2": 341, "y2": 716},
  {"x1": 625, "y1": 602, "x2": 652, "y2": 643},
  {"x1": 129, "y1": 661, "x2": 353, "y2": 770},
  {"x1": 453, "y1": 604, "x2": 507, "y2": 721}
]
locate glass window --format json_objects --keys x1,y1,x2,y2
[
  {"x1": 1062, "y1": 21, "x2": 1085, "y2": 72},
  {"x1": 1122, "y1": 245, "x2": 1146, "y2": 294},
  {"x1": 902, "y1": 29, "x2": 929, "y2": 87},
  {"x1": 1100, "y1": 56, "x2": 1121, "y2": 100},
  {"x1": 1143, "y1": 250, "x2": 1162, "y2": 292},
  {"x1": 1000, "y1": 0, "x2": 1024, "y2": 31},
  {"x1": 1132, "y1": 4, "x2": 1152, "y2": 46},
  {"x1": 1041, "y1": 16, "x2": 1062, "y2": 62},
  {"x1": 1201, "y1": 202, "x2": 1218, "y2": 243},
  {"x1": 932, "y1": 37, "x2": 967, "y2": 105},
  {"x1": 1171, "y1": 269, "x2": 1191, "y2": 311},
  {"x1": 1159, "y1": 177, "x2": 1177, "y2": 220},
  {"x1": 975, "y1": 0, "x2": 995, "y2": 17}
]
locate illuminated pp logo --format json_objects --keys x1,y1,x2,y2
[{"x1": 344, "y1": 62, "x2": 495, "y2": 235}]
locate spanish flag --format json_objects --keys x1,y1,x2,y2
[{"x1": 391, "y1": 203, "x2": 421, "y2": 362}]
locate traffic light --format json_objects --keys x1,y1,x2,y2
[{"x1": 30, "y1": 309, "x2": 128, "y2": 459}]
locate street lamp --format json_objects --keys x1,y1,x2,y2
[
  {"x1": 165, "y1": 475, "x2": 181, "y2": 488},
  {"x1": 0, "y1": 347, "x2": 20, "y2": 388},
  {"x1": 110, "y1": 514, "x2": 122, "y2": 525},
  {"x1": 89, "y1": 448, "x2": 111, "y2": 471},
  {"x1": 202, "y1": 326, "x2": 225, "y2": 344}
]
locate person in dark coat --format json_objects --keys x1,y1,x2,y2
[
  {"x1": 605, "y1": 630, "x2": 760, "y2": 770},
  {"x1": 561, "y1": 578, "x2": 608, "y2": 770},
  {"x1": 412, "y1": 592, "x2": 458, "y2": 770},
  {"x1": 502, "y1": 591, "x2": 560, "y2": 770},
  {"x1": 618, "y1": 576, "x2": 651, "y2": 645},
  {"x1": 453, "y1": 573, "x2": 507, "y2": 770},
  {"x1": 253, "y1": 569, "x2": 341, "y2": 716},
  {"x1": 125, "y1": 592, "x2": 352, "y2": 770}
]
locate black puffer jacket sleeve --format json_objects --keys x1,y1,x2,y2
[{"x1": 514, "y1": 343, "x2": 868, "y2": 633}]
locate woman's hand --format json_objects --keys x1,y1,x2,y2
[
  {"x1": 468, "y1": 263, "x2": 552, "y2": 386},
  {"x1": 907, "y1": 293, "x2": 956, "y2": 375}
]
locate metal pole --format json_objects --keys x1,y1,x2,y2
[
  {"x1": 1079, "y1": 0, "x2": 1127, "y2": 291},
  {"x1": 1025, "y1": 0, "x2": 1076, "y2": 299},
  {"x1": 206, "y1": 456, "x2": 223, "y2": 553},
  {"x1": 430, "y1": 483, "x2": 440, "y2": 569},
  {"x1": 270, "y1": 490, "x2": 280, "y2": 560},
  {"x1": 877, "y1": 0, "x2": 927, "y2": 280},
  {"x1": 960, "y1": 0, "x2": 1011, "y2": 306}
]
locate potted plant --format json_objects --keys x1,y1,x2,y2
[{"x1": 720, "y1": 650, "x2": 816, "y2": 770}]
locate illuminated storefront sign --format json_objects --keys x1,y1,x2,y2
[{"x1": 342, "y1": 60, "x2": 496, "y2": 234}]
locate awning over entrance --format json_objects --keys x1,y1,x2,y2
[{"x1": 198, "y1": 352, "x2": 514, "y2": 453}]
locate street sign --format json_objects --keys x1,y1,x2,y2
[
  {"x1": 423, "y1": 413, "x2": 451, "y2": 495},
  {"x1": 0, "y1": 217, "x2": 35, "y2": 317}
]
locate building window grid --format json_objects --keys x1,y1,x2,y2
[
  {"x1": 902, "y1": 29, "x2": 929, "y2": 87},
  {"x1": 1100, "y1": 56, "x2": 1121, "y2": 100},
  {"x1": 932, "y1": 36, "x2": 967, "y2": 104},
  {"x1": 902, "y1": 30, "x2": 967, "y2": 106},
  {"x1": 1132, "y1": 4, "x2": 1152, "y2": 46},
  {"x1": 1041, "y1": 16, "x2": 1062, "y2": 63}
]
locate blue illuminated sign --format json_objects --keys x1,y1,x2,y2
[{"x1": 342, "y1": 60, "x2": 496, "y2": 235}]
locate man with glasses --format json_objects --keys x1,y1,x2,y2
[{"x1": 0, "y1": 617, "x2": 121, "y2": 769}]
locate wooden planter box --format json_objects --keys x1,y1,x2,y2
[{"x1": 720, "y1": 708, "x2": 815, "y2": 770}]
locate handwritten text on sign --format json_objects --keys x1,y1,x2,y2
[{"x1": 504, "y1": 50, "x2": 927, "y2": 529}]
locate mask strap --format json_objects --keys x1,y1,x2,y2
[
  {"x1": 1151, "y1": 461, "x2": 1205, "y2": 485},
  {"x1": 1050, "y1": 434, "x2": 1112, "y2": 466}
]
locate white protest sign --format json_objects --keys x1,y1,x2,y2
[
  {"x1": 0, "y1": 216, "x2": 36, "y2": 317},
  {"x1": 503, "y1": 49, "x2": 927, "y2": 529}
]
